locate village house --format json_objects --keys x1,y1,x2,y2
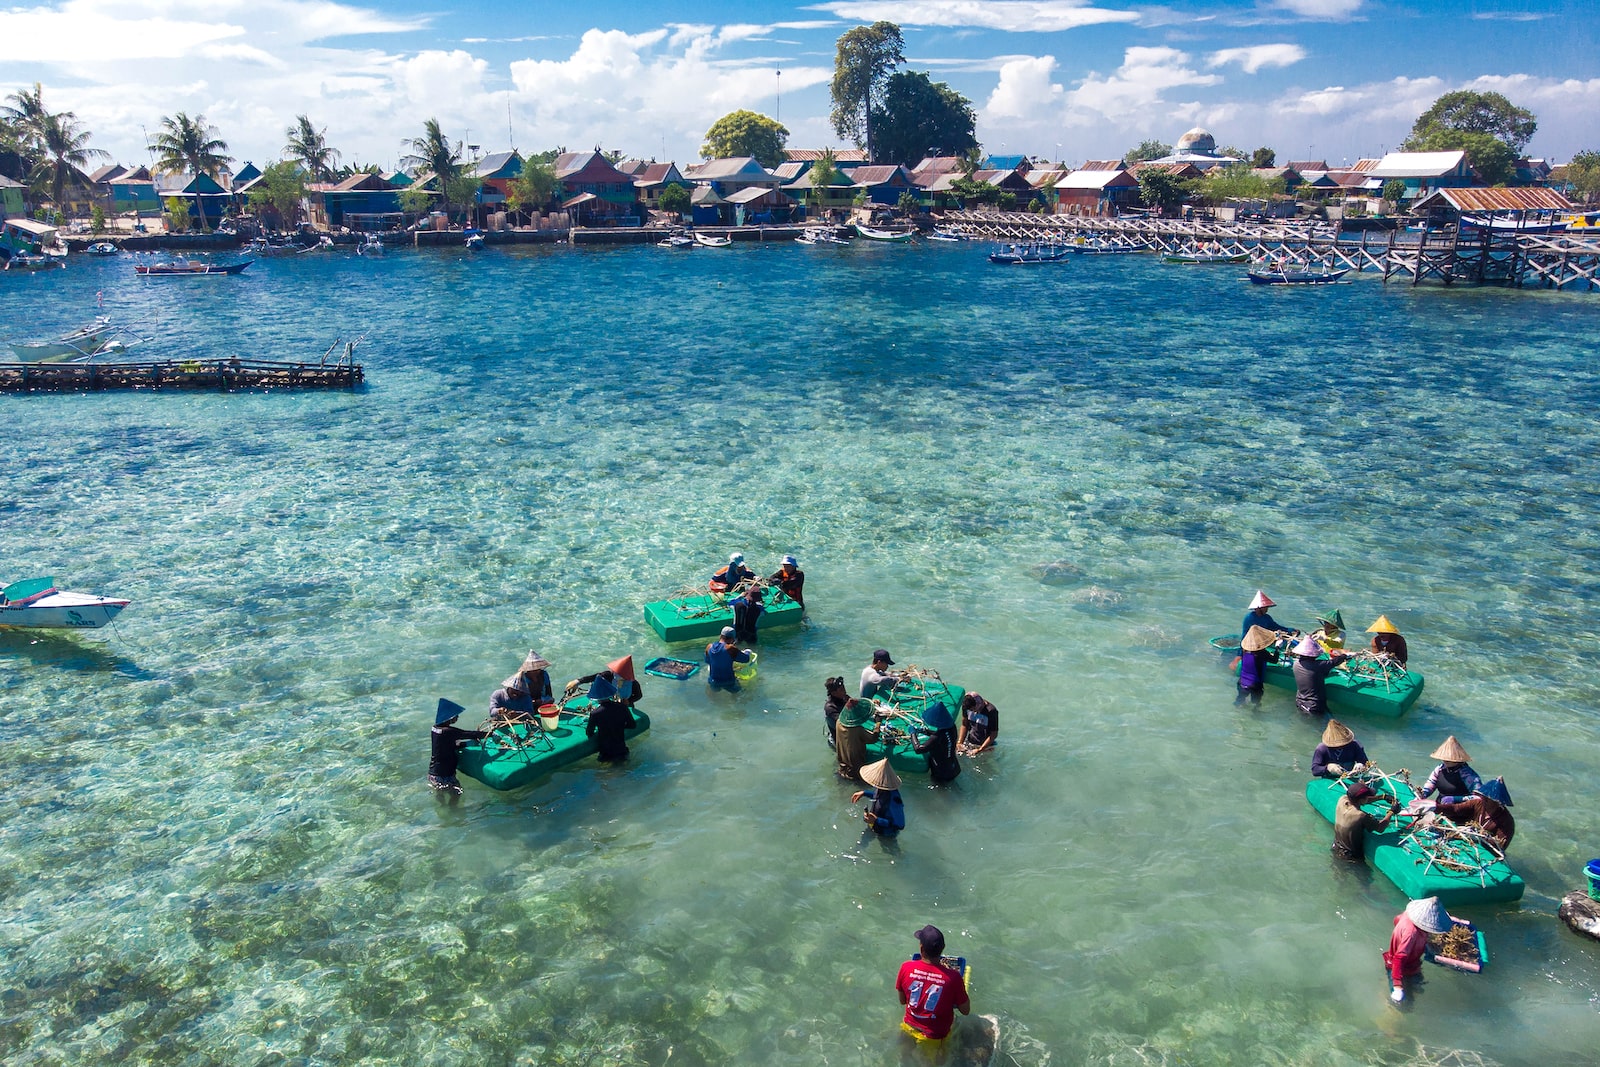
[
  {"x1": 1055, "y1": 168, "x2": 1139, "y2": 213},
  {"x1": 849, "y1": 164, "x2": 918, "y2": 206},
  {"x1": 632, "y1": 162, "x2": 686, "y2": 211},
  {"x1": 554, "y1": 150, "x2": 639, "y2": 223}
]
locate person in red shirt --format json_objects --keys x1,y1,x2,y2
[
  {"x1": 896, "y1": 925, "x2": 970, "y2": 1041},
  {"x1": 1384, "y1": 897, "x2": 1449, "y2": 1003}
]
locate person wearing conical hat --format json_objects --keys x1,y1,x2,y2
[
  {"x1": 429, "y1": 698, "x2": 487, "y2": 798},
  {"x1": 851, "y1": 758, "x2": 905, "y2": 836},
  {"x1": 1418, "y1": 735, "x2": 1481, "y2": 800},
  {"x1": 1291, "y1": 632, "x2": 1353, "y2": 717},
  {"x1": 1385, "y1": 897, "x2": 1451, "y2": 1003},
  {"x1": 1436, "y1": 777, "x2": 1515, "y2": 850},
  {"x1": 489, "y1": 649, "x2": 554, "y2": 723},
  {"x1": 1241, "y1": 590, "x2": 1295, "y2": 642},
  {"x1": 1236, "y1": 624, "x2": 1283, "y2": 706},
  {"x1": 835, "y1": 695, "x2": 879, "y2": 781},
  {"x1": 577, "y1": 655, "x2": 643, "y2": 763},
  {"x1": 1332, "y1": 782, "x2": 1398, "y2": 863},
  {"x1": 1366, "y1": 615, "x2": 1408, "y2": 666},
  {"x1": 911, "y1": 701, "x2": 961, "y2": 783},
  {"x1": 1312, "y1": 719, "x2": 1370, "y2": 779},
  {"x1": 1311, "y1": 608, "x2": 1346, "y2": 651}
]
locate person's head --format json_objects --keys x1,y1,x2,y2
[
  {"x1": 860, "y1": 758, "x2": 901, "y2": 792},
  {"x1": 1322, "y1": 719, "x2": 1355, "y2": 748},
  {"x1": 749, "y1": 585, "x2": 764, "y2": 602},
  {"x1": 1315, "y1": 609, "x2": 1344, "y2": 632},
  {"x1": 1292, "y1": 633, "x2": 1322, "y2": 658},
  {"x1": 872, "y1": 648, "x2": 895, "y2": 667},
  {"x1": 607, "y1": 655, "x2": 635, "y2": 682},
  {"x1": 826, "y1": 676, "x2": 847, "y2": 697},
  {"x1": 435, "y1": 698, "x2": 465, "y2": 727},
  {"x1": 781, "y1": 554, "x2": 798, "y2": 572},
  {"x1": 914, "y1": 924, "x2": 945, "y2": 959},
  {"x1": 1404, "y1": 896, "x2": 1450, "y2": 935},
  {"x1": 1366, "y1": 614, "x2": 1400, "y2": 636},
  {"x1": 720, "y1": 626, "x2": 737, "y2": 643},
  {"x1": 1345, "y1": 782, "x2": 1375, "y2": 803},
  {"x1": 729, "y1": 552, "x2": 745, "y2": 567},
  {"x1": 1429, "y1": 735, "x2": 1470, "y2": 768},
  {"x1": 1241, "y1": 625, "x2": 1277, "y2": 653},
  {"x1": 519, "y1": 649, "x2": 550, "y2": 678},
  {"x1": 1248, "y1": 590, "x2": 1275, "y2": 611}
]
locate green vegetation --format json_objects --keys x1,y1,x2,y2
[
  {"x1": 283, "y1": 116, "x2": 341, "y2": 183},
  {"x1": 5, "y1": 83, "x2": 106, "y2": 215},
  {"x1": 507, "y1": 158, "x2": 561, "y2": 216},
  {"x1": 1382, "y1": 179, "x2": 1407, "y2": 206},
  {"x1": 700, "y1": 110, "x2": 788, "y2": 169},
  {"x1": 1125, "y1": 139, "x2": 1171, "y2": 164},
  {"x1": 657, "y1": 182, "x2": 690, "y2": 216},
  {"x1": 164, "y1": 196, "x2": 192, "y2": 232},
  {"x1": 1566, "y1": 150, "x2": 1600, "y2": 204},
  {"x1": 830, "y1": 21, "x2": 905, "y2": 162},
  {"x1": 398, "y1": 186, "x2": 434, "y2": 215},
  {"x1": 150, "y1": 112, "x2": 232, "y2": 232},
  {"x1": 1196, "y1": 164, "x2": 1282, "y2": 206},
  {"x1": 1251, "y1": 147, "x2": 1276, "y2": 168},
  {"x1": 897, "y1": 189, "x2": 920, "y2": 214},
  {"x1": 1136, "y1": 169, "x2": 1192, "y2": 215},
  {"x1": 870, "y1": 70, "x2": 978, "y2": 168},
  {"x1": 90, "y1": 204, "x2": 106, "y2": 233},
  {"x1": 247, "y1": 160, "x2": 308, "y2": 228},
  {"x1": 1404, "y1": 90, "x2": 1536, "y2": 186},
  {"x1": 401, "y1": 119, "x2": 463, "y2": 221}
]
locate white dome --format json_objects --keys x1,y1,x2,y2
[{"x1": 1176, "y1": 128, "x2": 1216, "y2": 153}]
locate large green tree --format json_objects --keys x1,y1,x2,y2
[
  {"x1": 283, "y1": 115, "x2": 341, "y2": 183},
  {"x1": 1250, "y1": 147, "x2": 1277, "y2": 168},
  {"x1": 150, "y1": 111, "x2": 232, "y2": 231},
  {"x1": 1407, "y1": 127, "x2": 1519, "y2": 186},
  {"x1": 1125, "y1": 139, "x2": 1171, "y2": 164},
  {"x1": 400, "y1": 118, "x2": 463, "y2": 220},
  {"x1": 657, "y1": 182, "x2": 690, "y2": 215},
  {"x1": 1566, "y1": 150, "x2": 1600, "y2": 204},
  {"x1": 1136, "y1": 169, "x2": 1193, "y2": 215},
  {"x1": 247, "y1": 160, "x2": 307, "y2": 227},
  {"x1": 507, "y1": 158, "x2": 561, "y2": 216},
  {"x1": 700, "y1": 110, "x2": 788, "y2": 168},
  {"x1": 2, "y1": 83, "x2": 48, "y2": 153},
  {"x1": 34, "y1": 109, "x2": 107, "y2": 212},
  {"x1": 829, "y1": 21, "x2": 905, "y2": 162},
  {"x1": 1407, "y1": 90, "x2": 1537, "y2": 154},
  {"x1": 869, "y1": 71, "x2": 978, "y2": 168},
  {"x1": 1196, "y1": 164, "x2": 1281, "y2": 206}
]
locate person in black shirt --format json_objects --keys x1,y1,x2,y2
[
  {"x1": 430, "y1": 699, "x2": 486, "y2": 799},
  {"x1": 913, "y1": 701, "x2": 961, "y2": 783},
  {"x1": 823, "y1": 675, "x2": 850, "y2": 748},
  {"x1": 575, "y1": 656, "x2": 642, "y2": 763},
  {"x1": 769, "y1": 554, "x2": 805, "y2": 609},
  {"x1": 957, "y1": 692, "x2": 999, "y2": 756}
]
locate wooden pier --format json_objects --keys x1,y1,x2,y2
[
  {"x1": 944, "y1": 211, "x2": 1600, "y2": 291},
  {"x1": 0, "y1": 357, "x2": 364, "y2": 393}
]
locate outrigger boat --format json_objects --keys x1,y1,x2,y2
[
  {"x1": 1210, "y1": 633, "x2": 1423, "y2": 717},
  {"x1": 693, "y1": 232, "x2": 732, "y2": 248},
  {"x1": 1247, "y1": 266, "x2": 1349, "y2": 285},
  {"x1": 135, "y1": 259, "x2": 252, "y2": 276},
  {"x1": 453, "y1": 694, "x2": 651, "y2": 791},
  {"x1": 0, "y1": 577, "x2": 130, "y2": 630},
  {"x1": 989, "y1": 243, "x2": 1070, "y2": 264},
  {"x1": 1305, "y1": 771, "x2": 1523, "y2": 905},
  {"x1": 861, "y1": 670, "x2": 967, "y2": 775},
  {"x1": 643, "y1": 583, "x2": 802, "y2": 643},
  {"x1": 926, "y1": 229, "x2": 962, "y2": 242},
  {"x1": 8, "y1": 316, "x2": 144, "y2": 363},
  {"x1": 854, "y1": 223, "x2": 914, "y2": 242}
]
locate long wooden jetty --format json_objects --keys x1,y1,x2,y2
[
  {"x1": 945, "y1": 210, "x2": 1600, "y2": 290},
  {"x1": 0, "y1": 357, "x2": 364, "y2": 393}
]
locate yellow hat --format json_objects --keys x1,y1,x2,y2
[
  {"x1": 1322, "y1": 719, "x2": 1355, "y2": 747},
  {"x1": 1366, "y1": 615, "x2": 1399, "y2": 635}
]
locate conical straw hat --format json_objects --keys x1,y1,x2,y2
[
  {"x1": 607, "y1": 655, "x2": 635, "y2": 681},
  {"x1": 1241, "y1": 625, "x2": 1277, "y2": 652},
  {"x1": 1405, "y1": 896, "x2": 1450, "y2": 935},
  {"x1": 1248, "y1": 590, "x2": 1275, "y2": 610},
  {"x1": 1429, "y1": 735, "x2": 1470, "y2": 763},
  {"x1": 519, "y1": 649, "x2": 550, "y2": 672},
  {"x1": 860, "y1": 758, "x2": 902, "y2": 791},
  {"x1": 1292, "y1": 633, "x2": 1322, "y2": 657},
  {"x1": 1366, "y1": 614, "x2": 1399, "y2": 635},
  {"x1": 1315, "y1": 609, "x2": 1344, "y2": 630},
  {"x1": 1322, "y1": 719, "x2": 1354, "y2": 746}
]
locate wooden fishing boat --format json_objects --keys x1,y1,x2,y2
[
  {"x1": 1210, "y1": 635, "x2": 1423, "y2": 717},
  {"x1": 854, "y1": 223, "x2": 913, "y2": 242},
  {"x1": 927, "y1": 229, "x2": 962, "y2": 242},
  {"x1": 1305, "y1": 775, "x2": 1524, "y2": 905},
  {"x1": 863, "y1": 675, "x2": 966, "y2": 775},
  {"x1": 455, "y1": 696, "x2": 651, "y2": 791},
  {"x1": 8, "y1": 316, "x2": 142, "y2": 363},
  {"x1": 643, "y1": 587, "x2": 802, "y2": 642},
  {"x1": 693, "y1": 232, "x2": 732, "y2": 248},
  {"x1": 1163, "y1": 251, "x2": 1249, "y2": 264},
  {"x1": 3, "y1": 251, "x2": 65, "y2": 271},
  {"x1": 0, "y1": 577, "x2": 130, "y2": 629},
  {"x1": 1247, "y1": 266, "x2": 1349, "y2": 285},
  {"x1": 135, "y1": 259, "x2": 252, "y2": 276},
  {"x1": 989, "y1": 244, "x2": 1070, "y2": 264}
]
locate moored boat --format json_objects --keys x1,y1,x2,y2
[
  {"x1": 693, "y1": 232, "x2": 732, "y2": 248},
  {"x1": 854, "y1": 223, "x2": 913, "y2": 242},
  {"x1": 464, "y1": 230, "x2": 486, "y2": 251},
  {"x1": 455, "y1": 696, "x2": 651, "y2": 791},
  {"x1": 85, "y1": 242, "x2": 119, "y2": 255},
  {"x1": 1247, "y1": 266, "x2": 1349, "y2": 285},
  {"x1": 7, "y1": 315, "x2": 143, "y2": 363},
  {"x1": 927, "y1": 229, "x2": 962, "y2": 242},
  {"x1": 3, "y1": 250, "x2": 65, "y2": 271},
  {"x1": 1164, "y1": 251, "x2": 1250, "y2": 264},
  {"x1": 0, "y1": 577, "x2": 130, "y2": 630},
  {"x1": 135, "y1": 259, "x2": 252, "y2": 276},
  {"x1": 643, "y1": 587, "x2": 802, "y2": 642},
  {"x1": 989, "y1": 243, "x2": 1070, "y2": 264},
  {"x1": 658, "y1": 233, "x2": 694, "y2": 248},
  {"x1": 1305, "y1": 774, "x2": 1524, "y2": 905},
  {"x1": 1210, "y1": 634, "x2": 1423, "y2": 717}
]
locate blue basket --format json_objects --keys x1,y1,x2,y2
[{"x1": 1585, "y1": 859, "x2": 1600, "y2": 901}]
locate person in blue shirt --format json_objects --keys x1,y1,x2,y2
[
  {"x1": 709, "y1": 552, "x2": 756, "y2": 594},
  {"x1": 1241, "y1": 589, "x2": 1296, "y2": 641},
  {"x1": 851, "y1": 758, "x2": 905, "y2": 836},
  {"x1": 704, "y1": 626, "x2": 751, "y2": 690}
]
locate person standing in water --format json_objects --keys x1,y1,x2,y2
[
  {"x1": 429, "y1": 699, "x2": 486, "y2": 798},
  {"x1": 852, "y1": 758, "x2": 905, "y2": 836},
  {"x1": 1291, "y1": 632, "x2": 1353, "y2": 716},
  {"x1": 1241, "y1": 590, "x2": 1295, "y2": 641},
  {"x1": 896, "y1": 924, "x2": 970, "y2": 1042}
]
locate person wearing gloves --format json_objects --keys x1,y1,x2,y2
[
  {"x1": 709, "y1": 552, "x2": 756, "y2": 594},
  {"x1": 573, "y1": 656, "x2": 642, "y2": 763},
  {"x1": 1417, "y1": 736, "x2": 1482, "y2": 799},
  {"x1": 1241, "y1": 590, "x2": 1295, "y2": 641},
  {"x1": 488, "y1": 649, "x2": 554, "y2": 722},
  {"x1": 429, "y1": 699, "x2": 487, "y2": 797},
  {"x1": 704, "y1": 626, "x2": 752, "y2": 691},
  {"x1": 912, "y1": 701, "x2": 961, "y2": 783},
  {"x1": 1384, "y1": 897, "x2": 1451, "y2": 1004},
  {"x1": 1292, "y1": 632, "x2": 1353, "y2": 716},
  {"x1": 768, "y1": 554, "x2": 805, "y2": 609},
  {"x1": 1367, "y1": 615, "x2": 1409, "y2": 666},
  {"x1": 1332, "y1": 782, "x2": 1398, "y2": 862},
  {"x1": 1436, "y1": 777, "x2": 1515, "y2": 850},
  {"x1": 860, "y1": 648, "x2": 902, "y2": 699},
  {"x1": 1236, "y1": 625, "x2": 1281, "y2": 706},
  {"x1": 851, "y1": 758, "x2": 905, "y2": 836},
  {"x1": 835, "y1": 697, "x2": 878, "y2": 781},
  {"x1": 729, "y1": 583, "x2": 765, "y2": 643},
  {"x1": 1311, "y1": 609, "x2": 1346, "y2": 650},
  {"x1": 1312, "y1": 719, "x2": 1370, "y2": 778}
]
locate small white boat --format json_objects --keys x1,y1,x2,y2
[
  {"x1": 465, "y1": 231, "x2": 486, "y2": 251},
  {"x1": 854, "y1": 223, "x2": 913, "y2": 242},
  {"x1": 657, "y1": 233, "x2": 694, "y2": 249},
  {"x1": 8, "y1": 316, "x2": 143, "y2": 363},
  {"x1": 927, "y1": 230, "x2": 962, "y2": 242},
  {"x1": 693, "y1": 232, "x2": 732, "y2": 248},
  {"x1": 357, "y1": 234, "x2": 384, "y2": 255},
  {"x1": 298, "y1": 235, "x2": 335, "y2": 254},
  {"x1": 85, "y1": 242, "x2": 119, "y2": 255},
  {"x1": 3, "y1": 250, "x2": 65, "y2": 271},
  {"x1": 0, "y1": 577, "x2": 130, "y2": 630}
]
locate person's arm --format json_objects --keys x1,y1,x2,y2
[
  {"x1": 733, "y1": 647, "x2": 751, "y2": 663},
  {"x1": 955, "y1": 715, "x2": 968, "y2": 749},
  {"x1": 1311, "y1": 744, "x2": 1331, "y2": 779}
]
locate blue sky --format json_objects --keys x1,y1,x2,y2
[{"x1": 3, "y1": 0, "x2": 1596, "y2": 173}]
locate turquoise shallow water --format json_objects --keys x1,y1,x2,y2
[{"x1": 2, "y1": 244, "x2": 1598, "y2": 1065}]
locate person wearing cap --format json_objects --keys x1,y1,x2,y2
[
  {"x1": 768, "y1": 554, "x2": 805, "y2": 609},
  {"x1": 729, "y1": 583, "x2": 765, "y2": 644},
  {"x1": 1311, "y1": 609, "x2": 1346, "y2": 651},
  {"x1": 896, "y1": 925, "x2": 970, "y2": 1042},
  {"x1": 823, "y1": 676, "x2": 851, "y2": 748},
  {"x1": 835, "y1": 697, "x2": 879, "y2": 780},
  {"x1": 1332, "y1": 782, "x2": 1398, "y2": 862},
  {"x1": 1367, "y1": 615, "x2": 1409, "y2": 667},
  {"x1": 704, "y1": 626, "x2": 751, "y2": 690},
  {"x1": 1417, "y1": 736, "x2": 1481, "y2": 800},
  {"x1": 1236, "y1": 625, "x2": 1282, "y2": 706},
  {"x1": 1312, "y1": 719, "x2": 1370, "y2": 779},
  {"x1": 429, "y1": 699, "x2": 487, "y2": 797},
  {"x1": 489, "y1": 649, "x2": 554, "y2": 722},
  {"x1": 912, "y1": 701, "x2": 961, "y2": 783},
  {"x1": 709, "y1": 552, "x2": 755, "y2": 594},
  {"x1": 1241, "y1": 590, "x2": 1295, "y2": 642},
  {"x1": 851, "y1": 758, "x2": 905, "y2": 835},
  {"x1": 957, "y1": 692, "x2": 999, "y2": 756},
  {"x1": 1384, "y1": 897, "x2": 1451, "y2": 1003},
  {"x1": 1291, "y1": 632, "x2": 1353, "y2": 716},
  {"x1": 576, "y1": 656, "x2": 642, "y2": 763},
  {"x1": 860, "y1": 649, "x2": 902, "y2": 699},
  {"x1": 1436, "y1": 777, "x2": 1515, "y2": 850}
]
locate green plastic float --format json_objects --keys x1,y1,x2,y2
[
  {"x1": 644, "y1": 589, "x2": 802, "y2": 643},
  {"x1": 1211, "y1": 635, "x2": 1424, "y2": 718},
  {"x1": 864, "y1": 677, "x2": 966, "y2": 775},
  {"x1": 456, "y1": 697, "x2": 651, "y2": 791}
]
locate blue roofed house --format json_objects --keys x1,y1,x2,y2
[
  {"x1": 155, "y1": 171, "x2": 232, "y2": 227},
  {"x1": 472, "y1": 151, "x2": 523, "y2": 222},
  {"x1": 310, "y1": 172, "x2": 402, "y2": 230},
  {"x1": 849, "y1": 164, "x2": 919, "y2": 207},
  {"x1": 634, "y1": 162, "x2": 687, "y2": 212}
]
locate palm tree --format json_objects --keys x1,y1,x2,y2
[
  {"x1": 283, "y1": 115, "x2": 340, "y2": 183},
  {"x1": 150, "y1": 112, "x2": 232, "y2": 231},
  {"x1": 400, "y1": 118, "x2": 462, "y2": 221},
  {"x1": 34, "y1": 111, "x2": 107, "y2": 214},
  {"x1": 2, "y1": 83, "x2": 48, "y2": 151}
]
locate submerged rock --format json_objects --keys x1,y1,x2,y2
[
  {"x1": 1031, "y1": 560, "x2": 1083, "y2": 586},
  {"x1": 1070, "y1": 585, "x2": 1125, "y2": 608},
  {"x1": 1559, "y1": 890, "x2": 1600, "y2": 942}
]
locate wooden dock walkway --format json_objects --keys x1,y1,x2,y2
[
  {"x1": 0, "y1": 357, "x2": 364, "y2": 393},
  {"x1": 944, "y1": 211, "x2": 1600, "y2": 290}
]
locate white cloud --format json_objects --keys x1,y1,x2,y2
[
  {"x1": 1209, "y1": 43, "x2": 1306, "y2": 74},
  {"x1": 1274, "y1": 0, "x2": 1363, "y2": 17},
  {"x1": 1065, "y1": 46, "x2": 1221, "y2": 122},
  {"x1": 983, "y1": 55, "x2": 1062, "y2": 119},
  {"x1": 809, "y1": 1, "x2": 1139, "y2": 32}
]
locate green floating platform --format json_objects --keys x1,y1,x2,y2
[
  {"x1": 1305, "y1": 776, "x2": 1524, "y2": 906},
  {"x1": 1212, "y1": 635, "x2": 1424, "y2": 718},
  {"x1": 864, "y1": 678, "x2": 966, "y2": 776},
  {"x1": 644, "y1": 591, "x2": 802, "y2": 643},
  {"x1": 456, "y1": 698, "x2": 651, "y2": 791}
]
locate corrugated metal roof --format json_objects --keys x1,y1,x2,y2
[
  {"x1": 1059, "y1": 169, "x2": 1133, "y2": 190},
  {"x1": 1420, "y1": 187, "x2": 1575, "y2": 212},
  {"x1": 850, "y1": 165, "x2": 909, "y2": 185},
  {"x1": 1370, "y1": 151, "x2": 1468, "y2": 178},
  {"x1": 783, "y1": 148, "x2": 867, "y2": 162}
]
